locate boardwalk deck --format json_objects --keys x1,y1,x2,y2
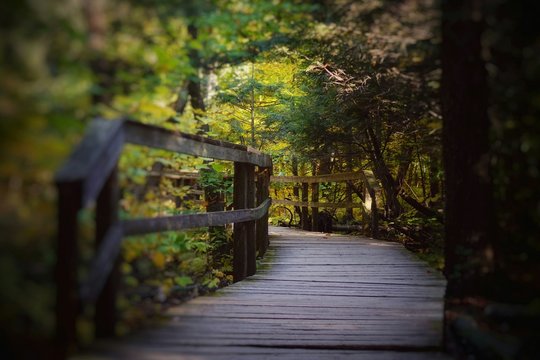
[{"x1": 76, "y1": 227, "x2": 449, "y2": 359}]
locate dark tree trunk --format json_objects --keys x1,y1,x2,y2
[
  {"x1": 365, "y1": 126, "x2": 402, "y2": 218},
  {"x1": 173, "y1": 81, "x2": 190, "y2": 114},
  {"x1": 399, "y1": 192, "x2": 443, "y2": 223},
  {"x1": 186, "y1": 23, "x2": 208, "y2": 134},
  {"x1": 291, "y1": 156, "x2": 302, "y2": 224},
  {"x1": 429, "y1": 152, "x2": 440, "y2": 204},
  {"x1": 396, "y1": 147, "x2": 412, "y2": 192},
  {"x1": 441, "y1": 0, "x2": 494, "y2": 300}
]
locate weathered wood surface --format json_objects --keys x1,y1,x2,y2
[
  {"x1": 122, "y1": 198, "x2": 271, "y2": 236},
  {"x1": 125, "y1": 120, "x2": 272, "y2": 168},
  {"x1": 74, "y1": 227, "x2": 449, "y2": 359},
  {"x1": 55, "y1": 119, "x2": 124, "y2": 207}
]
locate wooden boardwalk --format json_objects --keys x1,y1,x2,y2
[{"x1": 77, "y1": 227, "x2": 449, "y2": 359}]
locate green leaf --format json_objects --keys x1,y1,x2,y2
[{"x1": 174, "y1": 276, "x2": 193, "y2": 287}]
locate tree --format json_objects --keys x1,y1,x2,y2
[
  {"x1": 441, "y1": 0, "x2": 494, "y2": 298},
  {"x1": 442, "y1": 0, "x2": 540, "y2": 356},
  {"x1": 267, "y1": 0, "x2": 443, "y2": 235}
]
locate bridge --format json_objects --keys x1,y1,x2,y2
[{"x1": 55, "y1": 119, "x2": 448, "y2": 359}]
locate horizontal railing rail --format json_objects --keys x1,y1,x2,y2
[
  {"x1": 272, "y1": 199, "x2": 364, "y2": 209},
  {"x1": 123, "y1": 198, "x2": 272, "y2": 236},
  {"x1": 271, "y1": 171, "x2": 364, "y2": 184}
]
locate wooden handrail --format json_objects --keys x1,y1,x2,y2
[
  {"x1": 273, "y1": 199, "x2": 364, "y2": 209},
  {"x1": 125, "y1": 120, "x2": 272, "y2": 167},
  {"x1": 123, "y1": 198, "x2": 272, "y2": 236},
  {"x1": 55, "y1": 119, "x2": 124, "y2": 206},
  {"x1": 271, "y1": 171, "x2": 364, "y2": 184},
  {"x1": 54, "y1": 118, "x2": 272, "y2": 358}
]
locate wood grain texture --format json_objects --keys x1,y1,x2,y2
[
  {"x1": 74, "y1": 227, "x2": 449, "y2": 360},
  {"x1": 122, "y1": 199, "x2": 271, "y2": 236},
  {"x1": 125, "y1": 120, "x2": 272, "y2": 167}
]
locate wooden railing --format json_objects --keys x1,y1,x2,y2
[
  {"x1": 54, "y1": 118, "x2": 272, "y2": 356},
  {"x1": 271, "y1": 172, "x2": 377, "y2": 231}
]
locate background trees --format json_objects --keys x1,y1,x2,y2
[{"x1": 265, "y1": 0, "x2": 443, "y2": 253}]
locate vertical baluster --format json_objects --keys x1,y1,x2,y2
[
  {"x1": 55, "y1": 181, "x2": 82, "y2": 357},
  {"x1": 311, "y1": 182, "x2": 319, "y2": 231},
  {"x1": 263, "y1": 169, "x2": 270, "y2": 251},
  {"x1": 233, "y1": 162, "x2": 247, "y2": 282},
  {"x1": 246, "y1": 164, "x2": 256, "y2": 276},
  {"x1": 95, "y1": 166, "x2": 120, "y2": 338},
  {"x1": 301, "y1": 182, "x2": 310, "y2": 230},
  {"x1": 256, "y1": 169, "x2": 266, "y2": 256}
]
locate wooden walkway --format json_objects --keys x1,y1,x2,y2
[{"x1": 77, "y1": 227, "x2": 449, "y2": 359}]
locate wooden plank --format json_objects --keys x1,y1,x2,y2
[
  {"x1": 271, "y1": 171, "x2": 364, "y2": 184},
  {"x1": 122, "y1": 199, "x2": 271, "y2": 236},
  {"x1": 125, "y1": 120, "x2": 272, "y2": 167},
  {"x1": 273, "y1": 199, "x2": 365, "y2": 209},
  {"x1": 76, "y1": 345, "x2": 450, "y2": 360}
]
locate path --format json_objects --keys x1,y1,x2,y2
[{"x1": 76, "y1": 227, "x2": 449, "y2": 359}]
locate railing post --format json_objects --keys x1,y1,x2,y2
[
  {"x1": 311, "y1": 182, "x2": 319, "y2": 231},
  {"x1": 233, "y1": 162, "x2": 247, "y2": 282},
  {"x1": 55, "y1": 181, "x2": 82, "y2": 357},
  {"x1": 95, "y1": 166, "x2": 120, "y2": 338},
  {"x1": 256, "y1": 169, "x2": 265, "y2": 256},
  {"x1": 301, "y1": 182, "x2": 310, "y2": 230},
  {"x1": 264, "y1": 170, "x2": 270, "y2": 250},
  {"x1": 246, "y1": 164, "x2": 256, "y2": 277}
]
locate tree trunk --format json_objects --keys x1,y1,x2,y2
[
  {"x1": 250, "y1": 62, "x2": 256, "y2": 147},
  {"x1": 429, "y1": 152, "x2": 440, "y2": 204},
  {"x1": 187, "y1": 23, "x2": 208, "y2": 134},
  {"x1": 442, "y1": 0, "x2": 494, "y2": 300},
  {"x1": 365, "y1": 125, "x2": 402, "y2": 218}
]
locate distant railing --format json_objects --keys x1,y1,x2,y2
[
  {"x1": 271, "y1": 172, "x2": 377, "y2": 231},
  {"x1": 54, "y1": 118, "x2": 272, "y2": 356}
]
